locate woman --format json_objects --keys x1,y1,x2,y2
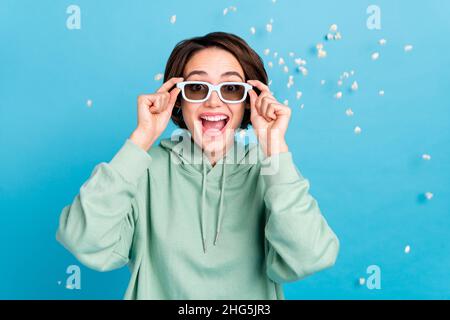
[{"x1": 56, "y1": 31, "x2": 339, "y2": 299}]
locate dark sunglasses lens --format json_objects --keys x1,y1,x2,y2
[
  {"x1": 220, "y1": 84, "x2": 245, "y2": 101},
  {"x1": 184, "y1": 83, "x2": 209, "y2": 100}
]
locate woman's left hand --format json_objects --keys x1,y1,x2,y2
[{"x1": 247, "y1": 80, "x2": 291, "y2": 157}]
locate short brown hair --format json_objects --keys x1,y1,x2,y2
[{"x1": 163, "y1": 31, "x2": 268, "y2": 129}]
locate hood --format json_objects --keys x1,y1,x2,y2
[{"x1": 160, "y1": 128, "x2": 260, "y2": 254}]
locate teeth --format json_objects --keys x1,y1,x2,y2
[{"x1": 200, "y1": 115, "x2": 228, "y2": 121}]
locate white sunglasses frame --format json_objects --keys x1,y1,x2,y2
[{"x1": 176, "y1": 81, "x2": 253, "y2": 104}]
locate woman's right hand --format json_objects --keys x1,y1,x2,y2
[{"x1": 130, "y1": 77, "x2": 184, "y2": 151}]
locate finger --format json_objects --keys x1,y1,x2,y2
[
  {"x1": 149, "y1": 94, "x2": 165, "y2": 113},
  {"x1": 157, "y1": 77, "x2": 184, "y2": 93},
  {"x1": 266, "y1": 103, "x2": 278, "y2": 120},
  {"x1": 247, "y1": 79, "x2": 270, "y2": 93},
  {"x1": 167, "y1": 87, "x2": 181, "y2": 113},
  {"x1": 257, "y1": 94, "x2": 274, "y2": 121}
]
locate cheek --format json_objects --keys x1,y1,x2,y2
[{"x1": 230, "y1": 105, "x2": 246, "y2": 127}]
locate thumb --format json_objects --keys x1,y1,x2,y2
[{"x1": 248, "y1": 89, "x2": 258, "y2": 116}]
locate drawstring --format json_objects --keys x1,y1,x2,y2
[
  {"x1": 201, "y1": 162, "x2": 207, "y2": 253},
  {"x1": 214, "y1": 160, "x2": 226, "y2": 246},
  {"x1": 199, "y1": 156, "x2": 227, "y2": 253}
]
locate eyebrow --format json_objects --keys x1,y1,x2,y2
[{"x1": 185, "y1": 70, "x2": 244, "y2": 81}]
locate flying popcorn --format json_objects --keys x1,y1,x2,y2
[
  {"x1": 298, "y1": 66, "x2": 308, "y2": 76},
  {"x1": 371, "y1": 52, "x2": 380, "y2": 60},
  {"x1": 425, "y1": 192, "x2": 434, "y2": 200},
  {"x1": 335, "y1": 91, "x2": 343, "y2": 99},
  {"x1": 263, "y1": 48, "x2": 270, "y2": 56},
  {"x1": 170, "y1": 15, "x2": 176, "y2": 24},
  {"x1": 359, "y1": 277, "x2": 366, "y2": 286},
  {"x1": 379, "y1": 90, "x2": 385, "y2": 96},
  {"x1": 337, "y1": 80, "x2": 343, "y2": 86},
  {"x1": 334, "y1": 32, "x2": 342, "y2": 40},
  {"x1": 278, "y1": 57, "x2": 285, "y2": 65},
  {"x1": 300, "y1": 104, "x2": 304, "y2": 109},
  {"x1": 326, "y1": 33, "x2": 334, "y2": 41},
  {"x1": 154, "y1": 73, "x2": 163, "y2": 81},
  {"x1": 86, "y1": 99, "x2": 93, "y2": 108},
  {"x1": 283, "y1": 99, "x2": 289, "y2": 106},
  {"x1": 404, "y1": 245, "x2": 411, "y2": 254},
  {"x1": 354, "y1": 126, "x2": 362, "y2": 134},
  {"x1": 250, "y1": 27, "x2": 256, "y2": 35},
  {"x1": 268, "y1": 61, "x2": 273, "y2": 68},
  {"x1": 320, "y1": 80, "x2": 326, "y2": 85},
  {"x1": 379, "y1": 38, "x2": 387, "y2": 45},
  {"x1": 318, "y1": 49, "x2": 327, "y2": 58},
  {"x1": 266, "y1": 22, "x2": 273, "y2": 33},
  {"x1": 422, "y1": 154, "x2": 431, "y2": 160},
  {"x1": 346, "y1": 108, "x2": 354, "y2": 116},
  {"x1": 351, "y1": 81, "x2": 359, "y2": 91},
  {"x1": 329, "y1": 24, "x2": 338, "y2": 32},
  {"x1": 404, "y1": 44, "x2": 413, "y2": 52},
  {"x1": 283, "y1": 66, "x2": 289, "y2": 73},
  {"x1": 296, "y1": 91, "x2": 303, "y2": 100}
]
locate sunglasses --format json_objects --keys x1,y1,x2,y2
[{"x1": 176, "y1": 81, "x2": 253, "y2": 104}]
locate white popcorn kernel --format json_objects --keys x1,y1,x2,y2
[
  {"x1": 316, "y1": 43, "x2": 324, "y2": 50},
  {"x1": 300, "y1": 104, "x2": 304, "y2": 109},
  {"x1": 266, "y1": 23, "x2": 273, "y2": 33},
  {"x1": 268, "y1": 80, "x2": 273, "y2": 86},
  {"x1": 154, "y1": 73, "x2": 163, "y2": 81},
  {"x1": 283, "y1": 99, "x2": 289, "y2": 106},
  {"x1": 318, "y1": 49, "x2": 327, "y2": 58},
  {"x1": 268, "y1": 61, "x2": 273, "y2": 68},
  {"x1": 343, "y1": 72, "x2": 350, "y2": 79},
  {"x1": 296, "y1": 91, "x2": 303, "y2": 100},
  {"x1": 422, "y1": 154, "x2": 431, "y2": 160},
  {"x1": 371, "y1": 52, "x2": 380, "y2": 60},
  {"x1": 250, "y1": 27, "x2": 256, "y2": 35},
  {"x1": 329, "y1": 24, "x2": 338, "y2": 32},
  {"x1": 334, "y1": 32, "x2": 342, "y2": 40},
  {"x1": 354, "y1": 126, "x2": 362, "y2": 134},
  {"x1": 278, "y1": 57, "x2": 285, "y2": 65},
  {"x1": 283, "y1": 66, "x2": 289, "y2": 73},
  {"x1": 170, "y1": 15, "x2": 176, "y2": 24},
  {"x1": 359, "y1": 277, "x2": 366, "y2": 286},
  {"x1": 326, "y1": 33, "x2": 334, "y2": 41},
  {"x1": 404, "y1": 245, "x2": 411, "y2": 254},
  {"x1": 263, "y1": 48, "x2": 270, "y2": 56},
  {"x1": 86, "y1": 99, "x2": 93, "y2": 108},
  {"x1": 320, "y1": 80, "x2": 326, "y2": 85},
  {"x1": 294, "y1": 58, "x2": 306, "y2": 66},
  {"x1": 379, "y1": 90, "x2": 385, "y2": 96},
  {"x1": 379, "y1": 38, "x2": 387, "y2": 45},
  {"x1": 273, "y1": 51, "x2": 278, "y2": 58},
  {"x1": 404, "y1": 44, "x2": 413, "y2": 52},
  {"x1": 346, "y1": 108, "x2": 354, "y2": 116},
  {"x1": 223, "y1": 8, "x2": 228, "y2": 15},
  {"x1": 269, "y1": 18, "x2": 274, "y2": 24},
  {"x1": 337, "y1": 80, "x2": 343, "y2": 86},
  {"x1": 351, "y1": 81, "x2": 359, "y2": 91},
  {"x1": 425, "y1": 192, "x2": 434, "y2": 200},
  {"x1": 335, "y1": 91, "x2": 343, "y2": 99},
  {"x1": 298, "y1": 66, "x2": 308, "y2": 76}
]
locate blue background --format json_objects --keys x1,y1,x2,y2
[{"x1": 1, "y1": 0, "x2": 449, "y2": 299}]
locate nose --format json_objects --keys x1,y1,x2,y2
[{"x1": 204, "y1": 89, "x2": 224, "y2": 108}]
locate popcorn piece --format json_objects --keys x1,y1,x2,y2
[
  {"x1": 326, "y1": 33, "x2": 334, "y2": 41},
  {"x1": 379, "y1": 38, "x2": 387, "y2": 45},
  {"x1": 300, "y1": 104, "x2": 304, "y2": 109},
  {"x1": 404, "y1": 44, "x2": 413, "y2": 52},
  {"x1": 250, "y1": 27, "x2": 256, "y2": 35},
  {"x1": 351, "y1": 81, "x2": 359, "y2": 91},
  {"x1": 320, "y1": 80, "x2": 326, "y2": 85},
  {"x1": 154, "y1": 73, "x2": 163, "y2": 81},
  {"x1": 422, "y1": 154, "x2": 431, "y2": 160},
  {"x1": 425, "y1": 192, "x2": 433, "y2": 200},
  {"x1": 346, "y1": 108, "x2": 354, "y2": 116},
  {"x1": 335, "y1": 91, "x2": 343, "y2": 99},
  {"x1": 296, "y1": 91, "x2": 303, "y2": 100},
  {"x1": 354, "y1": 126, "x2": 362, "y2": 134},
  {"x1": 371, "y1": 52, "x2": 380, "y2": 60},
  {"x1": 337, "y1": 80, "x2": 343, "y2": 86},
  {"x1": 170, "y1": 15, "x2": 176, "y2": 24},
  {"x1": 404, "y1": 245, "x2": 411, "y2": 254},
  {"x1": 318, "y1": 49, "x2": 327, "y2": 58},
  {"x1": 379, "y1": 90, "x2": 385, "y2": 96},
  {"x1": 283, "y1": 99, "x2": 289, "y2": 106},
  {"x1": 266, "y1": 23, "x2": 273, "y2": 33},
  {"x1": 223, "y1": 8, "x2": 228, "y2": 15},
  {"x1": 359, "y1": 277, "x2": 366, "y2": 286},
  {"x1": 268, "y1": 61, "x2": 273, "y2": 68},
  {"x1": 298, "y1": 66, "x2": 308, "y2": 76},
  {"x1": 278, "y1": 57, "x2": 285, "y2": 65},
  {"x1": 263, "y1": 48, "x2": 270, "y2": 56},
  {"x1": 334, "y1": 32, "x2": 342, "y2": 40},
  {"x1": 283, "y1": 66, "x2": 289, "y2": 73},
  {"x1": 86, "y1": 99, "x2": 93, "y2": 108},
  {"x1": 329, "y1": 24, "x2": 338, "y2": 32}
]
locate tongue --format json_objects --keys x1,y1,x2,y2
[{"x1": 202, "y1": 119, "x2": 226, "y2": 131}]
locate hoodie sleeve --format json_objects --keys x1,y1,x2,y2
[
  {"x1": 56, "y1": 139, "x2": 152, "y2": 272},
  {"x1": 260, "y1": 151, "x2": 339, "y2": 284}
]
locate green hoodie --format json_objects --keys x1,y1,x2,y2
[{"x1": 56, "y1": 128, "x2": 339, "y2": 299}]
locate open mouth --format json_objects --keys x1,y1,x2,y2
[{"x1": 199, "y1": 114, "x2": 230, "y2": 137}]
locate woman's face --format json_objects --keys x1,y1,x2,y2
[{"x1": 179, "y1": 47, "x2": 247, "y2": 158}]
